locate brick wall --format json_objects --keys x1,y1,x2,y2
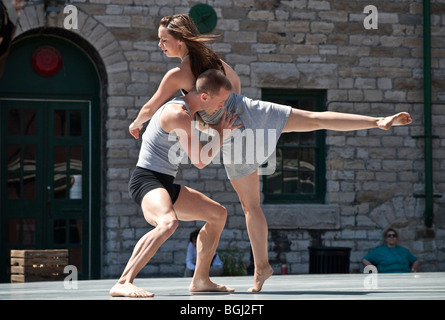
[{"x1": 15, "y1": 0, "x2": 445, "y2": 277}]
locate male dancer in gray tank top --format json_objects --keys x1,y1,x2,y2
[{"x1": 110, "y1": 69, "x2": 242, "y2": 298}]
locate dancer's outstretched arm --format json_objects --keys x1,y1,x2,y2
[
  {"x1": 282, "y1": 109, "x2": 412, "y2": 133},
  {"x1": 129, "y1": 68, "x2": 188, "y2": 139},
  {"x1": 129, "y1": 61, "x2": 240, "y2": 139}
]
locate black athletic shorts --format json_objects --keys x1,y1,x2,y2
[{"x1": 128, "y1": 166, "x2": 181, "y2": 206}]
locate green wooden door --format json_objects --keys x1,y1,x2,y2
[
  {"x1": 1, "y1": 99, "x2": 91, "y2": 279},
  {"x1": 0, "y1": 34, "x2": 102, "y2": 282}
]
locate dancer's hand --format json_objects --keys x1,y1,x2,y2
[
  {"x1": 209, "y1": 110, "x2": 243, "y2": 140},
  {"x1": 377, "y1": 112, "x2": 412, "y2": 130},
  {"x1": 129, "y1": 121, "x2": 143, "y2": 139}
]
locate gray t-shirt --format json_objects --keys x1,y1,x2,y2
[{"x1": 198, "y1": 93, "x2": 291, "y2": 179}]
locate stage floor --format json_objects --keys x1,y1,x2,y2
[{"x1": 0, "y1": 272, "x2": 444, "y2": 300}]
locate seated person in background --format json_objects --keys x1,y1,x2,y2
[
  {"x1": 185, "y1": 229, "x2": 223, "y2": 277},
  {"x1": 362, "y1": 228, "x2": 420, "y2": 273}
]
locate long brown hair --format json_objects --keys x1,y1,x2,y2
[{"x1": 159, "y1": 14, "x2": 224, "y2": 78}]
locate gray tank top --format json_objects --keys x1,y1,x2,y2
[{"x1": 136, "y1": 98, "x2": 192, "y2": 177}]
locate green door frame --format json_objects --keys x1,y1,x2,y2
[{"x1": 0, "y1": 33, "x2": 102, "y2": 282}]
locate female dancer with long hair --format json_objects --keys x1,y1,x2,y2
[{"x1": 129, "y1": 14, "x2": 412, "y2": 292}]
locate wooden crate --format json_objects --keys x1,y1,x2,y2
[{"x1": 10, "y1": 249, "x2": 69, "y2": 283}]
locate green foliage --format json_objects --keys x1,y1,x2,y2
[{"x1": 220, "y1": 243, "x2": 246, "y2": 276}]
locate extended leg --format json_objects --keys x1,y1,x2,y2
[{"x1": 282, "y1": 108, "x2": 412, "y2": 133}]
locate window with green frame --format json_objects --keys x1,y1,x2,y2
[{"x1": 261, "y1": 89, "x2": 326, "y2": 203}]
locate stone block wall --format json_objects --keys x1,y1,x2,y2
[{"x1": 15, "y1": 0, "x2": 445, "y2": 277}]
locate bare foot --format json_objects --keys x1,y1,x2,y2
[
  {"x1": 248, "y1": 266, "x2": 273, "y2": 292},
  {"x1": 109, "y1": 282, "x2": 154, "y2": 298},
  {"x1": 189, "y1": 278, "x2": 235, "y2": 293},
  {"x1": 377, "y1": 112, "x2": 412, "y2": 130}
]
